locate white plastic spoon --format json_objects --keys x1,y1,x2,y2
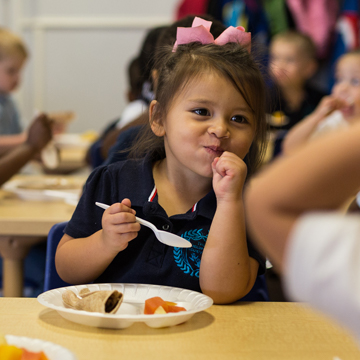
[{"x1": 95, "y1": 202, "x2": 192, "y2": 248}]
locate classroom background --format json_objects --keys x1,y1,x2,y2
[{"x1": 0, "y1": 0, "x2": 358, "y2": 135}]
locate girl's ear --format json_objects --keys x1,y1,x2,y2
[{"x1": 149, "y1": 100, "x2": 165, "y2": 137}]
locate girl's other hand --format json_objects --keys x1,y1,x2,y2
[
  {"x1": 101, "y1": 199, "x2": 140, "y2": 253},
  {"x1": 211, "y1": 151, "x2": 247, "y2": 202}
]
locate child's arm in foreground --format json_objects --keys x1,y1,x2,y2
[
  {"x1": 282, "y1": 96, "x2": 347, "y2": 155},
  {"x1": 199, "y1": 152, "x2": 259, "y2": 304},
  {"x1": 55, "y1": 199, "x2": 141, "y2": 284},
  {"x1": 245, "y1": 121, "x2": 360, "y2": 272}
]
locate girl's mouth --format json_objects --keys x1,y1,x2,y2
[{"x1": 204, "y1": 146, "x2": 224, "y2": 157}]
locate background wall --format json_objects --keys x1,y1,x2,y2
[{"x1": 0, "y1": 0, "x2": 179, "y2": 133}]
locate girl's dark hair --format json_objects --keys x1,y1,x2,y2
[{"x1": 131, "y1": 40, "x2": 268, "y2": 177}]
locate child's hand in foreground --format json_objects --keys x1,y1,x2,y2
[
  {"x1": 212, "y1": 151, "x2": 247, "y2": 202},
  {"x1": 101, "y1": 199, "x2": 140, "y2": 252}
]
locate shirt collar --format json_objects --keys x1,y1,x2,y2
[{"x1": 130, "y1": 153, "x2": 216, "y2": 220}]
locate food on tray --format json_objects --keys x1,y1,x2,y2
[
  {"x1": 144, "y1": 296, "x2": 186, "y2": 315},
  {"x1": 0, "y1": 344, "x2": 49, "y2": 360},
  {"x1": 62, "y1": 288, "x2": 123, "y2": 314}
]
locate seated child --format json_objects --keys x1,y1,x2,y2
[
  {"x1": 267, "y1": 30, "x2": 327, "y2": 157},
  {"x1": 0, "y1": 27, "x2": 53, "y2": 163},
  {"x1": 55, "y1": 17, "x2": 268, "y2": 304},
  {"x1": 0, "y1": 27, "x2": 28, "y2": 152}
]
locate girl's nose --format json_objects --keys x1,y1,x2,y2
[{"x1": 208, "y1": 118, "x2": 230, "y2": 138}]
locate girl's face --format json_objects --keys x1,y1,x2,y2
[
  {"x1": 150, "y1": 71, "x2": 256, "y2": 179},
  {"x1": 332, "y1": 53, "x2": 360, "y2": 120},
  {"x1": 0, "y1": 55, "x2": 24, "y2": 94}
]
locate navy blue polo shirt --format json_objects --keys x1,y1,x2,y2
[{"x1": 65, "y1": 154, "x2": 267, "y2": 301}]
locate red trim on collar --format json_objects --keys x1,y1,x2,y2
[
  {"x1": 149, "y1": 185, "x2": 197, "y2": 212},
  {"x1": 148, "y1": 186, "x2": 157, "y2": 202}
]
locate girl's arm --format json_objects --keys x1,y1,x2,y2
[
  {"x1": 199, "y1": 152, "x2": 259, "y2": 304},
  {"x1": 245, "y1": 121, "x2": 360, "y2": 272},
  {"x1": 282, "y1": 96, "x2": 346, "y2": 155},
  {"x1": 55, "y1": 200, "x2": 140, "y2": 284}
]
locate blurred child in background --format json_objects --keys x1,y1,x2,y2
[
  {"x1": 0, "y1": 27, "x2": 26, "y2": 141},
  {"x1": 0, "y1": 27, "x2": 52, "y2": 158},
  {"x1": 86, "y1": 26, "x2": 167, "y2": 168},
  {"x1": 267, "y1": 30, "x2": 327, "y2": 157},
  {"x1": 0, "y1": 27, "x2": 53, "y2": 298}
]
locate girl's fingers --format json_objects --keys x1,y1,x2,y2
[
  {"x1": 120, "y1": 198, "x2": 132, "y2": 209},
  {"x1": 106, "y1": 211, "x2": 138, "y2": 227},
  {"x1": 213, "y1": 152, "x2": 245, "y2": 177},
  {"x1": 113, "y1": 221, "x2": 141, "y2": 234},
  {"x1": 107, "y1": 200, "x2": 135, "y2": 215}
]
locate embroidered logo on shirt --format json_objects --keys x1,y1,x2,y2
[{"x1": 173, "y1": 229, "x2": 208, "y2": 277}]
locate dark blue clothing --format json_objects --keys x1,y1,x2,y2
[
  {"x1": 87, "y1": 118, "x2": 120, "y2": 168},
  {"x1": 65, "y1": 154, "x2": 267, "y2": 301},
  {"x1": 104, "y1": 125, "x2": 144, "y2": 165},
  {"x1": 269, "y1": 84, "x2": 327, "y2": 158},
  {"x1": 269, "y1": 84, "x2": 327, "y2": 131}
]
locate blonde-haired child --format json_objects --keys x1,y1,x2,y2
[
  {"x1": 0, "y1": 27, "x2": 53, "y2": 184},
  {"x1": 0, "y1": 27, "x2": 28, "y2": 143}
]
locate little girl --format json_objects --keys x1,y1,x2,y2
[{"x1": 55, "y1": 17, "x2": 268, "y2": 304}]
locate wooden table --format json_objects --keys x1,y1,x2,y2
[
  {"x1": 0, "y1": 174, "x2": 86, "y2": 297},
  {"x1": 1, "y1": 298, "x2": 359, "y2": 360}
]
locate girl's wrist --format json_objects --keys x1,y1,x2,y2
[
  {"x1": 99, "y1": 229, "x2": 128, "y2": 256},
  {"x1": 216, "y1": 196, "x2": 244, "y2": 212},
  {"x1": 215, "y1": 191, "x2": 244, "y2": 204}
]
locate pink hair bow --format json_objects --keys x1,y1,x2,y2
[{"x1": 172, "y1": 17, "x2": 251, "y2": 52}]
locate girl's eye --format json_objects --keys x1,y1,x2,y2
[
  {"x1": 193, "y1": 108, "x2": 210, "y2": 116},
  {"x1": 231, "y1": 115, "x2": 248, "y2": 124}
]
